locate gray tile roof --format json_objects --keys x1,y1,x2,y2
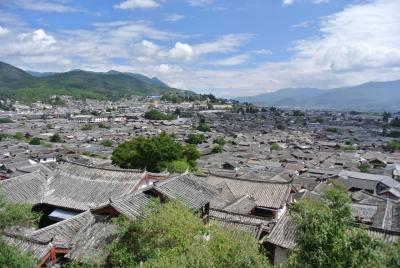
[
  {"x1": 0, "y1": 171, "x2": 46, "y2": 204},
  {"x1": 206, "y1": 175, "x2": 292, "y2": 209},
  {"x1": 66, "y1": 220, "x2": 117, "y2": 263},
  {"x1": 265, "y1": 211, "x2": 297, "y2": 249},
  {"x1": 1, "y1": 161, "x2": 143, "y2": 210},
  {"x1": 110, "y1": 191, "x2": 154, "y2": 220},
  {"x1": 154, "y1": 173, "x2": 220, "y2": 209}
]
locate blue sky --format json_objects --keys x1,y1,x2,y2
[{"x1": 0, "y1": 0, "x2": 399, "y2": 97}]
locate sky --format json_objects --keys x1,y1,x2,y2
[{"x1": 0, "y1": 0, "x2": 399, "y2": 97}]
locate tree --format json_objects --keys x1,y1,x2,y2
[
  {"x1": 14, "y1": 132, "x2": 24, "y2": 140},
  {"x1": 197, "y1": 122, "x2": 210, "y2": 132},
  {"x1": 387, "y1": 140, "x2": 400, "y2": 151},
  {"x1": 106, "y1": 201, "x2": 270, "y2": 268},
  {"x1": 292, "y1": 110, "x2": 305, "y2": 116},
  {"x1": 186, "y1": 133, "x2": 206, "y2": 144},
  {"x1": 144, "y1": 109, "x2": 177, "y2": 120},
  {"x1": 112, "y1": 133, "x2": 200, "y2": 172},
  {"x1": 270, "y1": 143, "x2": 280, "y2": 151},
  {"x1": 212, "y1": 145, "x2": 223, "y2": 154},
  {"x1": 287, "y1": 188, "x2": 383, "y2": 268},
  {"x1": 0, "y1": 118, "x2": 13, "y2": 124},
  {"x1": 387, "y1": 131, "x2": 400, "y2": 138},
  {"x1": 383, "y1": 241, "x2": 400, "y2": 268},
  {"x1": 358, "y1": 163, "x2": 371, "y2": 173},
  {"x1": 0, "y1": 195, "x2": 41, "y2": 267},
  {"x1": 213, "y1": 137, "x2": 226, "y2": 146},
  {"x1": 81, "y1": 124, "x2": 93, "y2": 131},
  {"x1": 383, "y1": 112, "x2": 391, "y2": 123},
  {"x1": 390, "y1": 117, "x2": 400, "y2": 127},
  {"x1": 101, "y1": 139, "x2": 113, "y2": 147},
  {"x1": 98, "y1": 123, "x2": 110, "y2": 129},
  {"x1": 50, "y1": 133, "x2": 62, "y2": 143},
  {"x1": 29, "y1": 137, "x2": 41, "y2": 145}
]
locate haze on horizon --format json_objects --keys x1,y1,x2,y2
[{"x1": 0, "y1": 0, "x2": 399, "y2": 97}]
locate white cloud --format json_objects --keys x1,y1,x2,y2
[
  {"x1": 283, "y1": 0, "x2": 295, "y2": 5},
  {"x1": 187, "y1": 0, "x2": 214, "y2": 7},
  {"x1": 13, "y1": 0, "x2": 77, "y2": 12},
  {"x1": 165, "y1": 13, "x2": 185, "y2": 22},
  {"x1": 292, "y1": 0, "x2": 400, "y2": 73},
  {"x1": 1, "y1": 0, "x2": 398, "y2": 98},
  {"x1": 212, "y1": 54, "x2": 249, "y2": 66},
  {"x1": 283, "y1": 0, "x2": 329, "y2": 6},
  {"x1": 156, "y1": 64, "x2": 184, "y2": 75},
  {"x1": 165, "y1": 42, "x2": 194, "y2": 61},
  {"x1": 194, "y1": 34, "x2": 254, "y2": 54},
  {"x1": 114, "y1": 0, "x2": 160, "y2": 10},
  {"x1": 0, "y1": 26, "x2": 9, "y2": 35}
]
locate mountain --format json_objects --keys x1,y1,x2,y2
[
  {"x1": 236, "y1": 80, "x2": 400, "y2": 111},
  {"x1": 26, "y1": 71, "x2": 55, "y2": 77},
  {"x1": 0, "y1": 61, "x2": 190, "y2": 103}
]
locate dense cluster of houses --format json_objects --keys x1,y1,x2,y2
[{"x1": 1, "y1": 98, "x2": 400, "y2": 266}]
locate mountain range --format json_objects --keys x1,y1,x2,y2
[
  {"x1": 236, "y1": 80, "x2": 400, "y2": 111},
  {"x1": 0, "y1": 61, "x2": 190, "y2": 103}
]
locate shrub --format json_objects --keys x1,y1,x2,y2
[
  {"x1": 144, "y1": 109, "x2": 177, "y2": 120},
  {"x1": 14, "y1": 132, "x2": 24, "y2": 140},
  {"x1": 101, "y1": 139, "x2": 113, "y2": 147},
  {"x1": 81, "y1": 124, "x2": 93, "y2": 131},
  {"x1": 358, "y1": 163, "x2": 371, "y2": 173},
  {"x1": 186, "y1": 133, "x2": 206, "y2": 145},
  {"x1": 29, "y1": 137, "x2": 41, "y2": 145},
  {"x1": 212, "y1": 145, "x2": 223, "y2": 154},
  {"x1": 50, "y1": 133, "x2": 62, "y2": 143},
  {"x1": 270, "y1": 143, "x2": 281, "y2": 151},
  {"x1": 0, "y1": 118, "x2": 13, "y2": 124},
  {"x1": 197, "y1": 122, "x2": 210, "y2": 132},
  {"x1": 213, "y1": 137, "x2": 226, "y2": 146},
  {"x1": 387, "y1": 140, "x2": 400, "y2": 151},
  {"x1": 326, "y1": 128, "x2": 338, "y2": 133}
]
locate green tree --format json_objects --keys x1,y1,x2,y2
[
  {"x1": 212, "y1": 145, "x2": 223, "y2": 154},
  {"x1": 0, "y1": 195, "x2": 41, "y2": 267},
  {"x1": 270, "y1": 143, "x2": 280, "y2": 151},
  {"x1": 50, "y1": 133, "x2": 62, "y2": 143},
  {"x1": 213, "y1": 137, "x2": 226, "y2": 146},
  {"x1": 0, "y1": 118, "x2": 13, "y2": 124},
  {"x1": 101, "y1": 139, "x2": 113, "y2": 147},
  {"x1": 358, "y1": 163, "x2": 371, "y2": 173},
  {"x1": 144, "y1": 109, "x2": 177, "y2": 120},
  {"x1": 112, "y1": 133, "x2": 200, "y2": 172},
  {"x1": 14, "y1": 132, "x2": 24, "y2": 140},
  {"x1": 197, "y1": 122, "x2": 210, "y2": 132},
  {"x1": 383, "y1": 241, "x2": 400, "y2": 268},
  {"x1": 287, "y1": 188, "x2": 383, "y2": 268},
  {"x1": 383, "y1": 112, "x2": 391, "y2": 123},
  {"x1": 387, "y1": 140, "x2": 400, "y2": 151},
  {"x1": 81, "y1": 124, "x2": 93, "y2": 131},
  {"x1": 29, "y1": 137, "x2": 41, "y2": 145},
  {"x1": 98, "y1": 123, "x2": 110, "y2": 129},
  {"x1": 107, "y1": 201, "x2": 269, "y2": 268},
  {"x1": 186, "y1": 133, "x2": 206, "y2": 144}
]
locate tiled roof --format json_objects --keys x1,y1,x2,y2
[
  {"x1": 154, "y1": 173, "x2": 220, "y2": 209},
  {"x1": 206, "y1": 175, "x2": 291, "y2": 209},
  {"x1": 265, "y1": 212, "x2": 297, "y2": 249}
]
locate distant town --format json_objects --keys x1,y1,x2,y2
[{"x1": 1, "y1": 94, "x2": 400, "y2": 267}]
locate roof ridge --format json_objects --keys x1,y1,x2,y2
[{"x1": 60, "y1": 159, "x2": 143, "y2": 173}]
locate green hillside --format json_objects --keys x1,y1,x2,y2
[{"x1": 0, "y1": 61, "x2": 191, "y2": 103}]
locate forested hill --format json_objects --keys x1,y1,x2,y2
[{"x1": 0, "y1": 61, "x2": 191, "y2": 103}]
